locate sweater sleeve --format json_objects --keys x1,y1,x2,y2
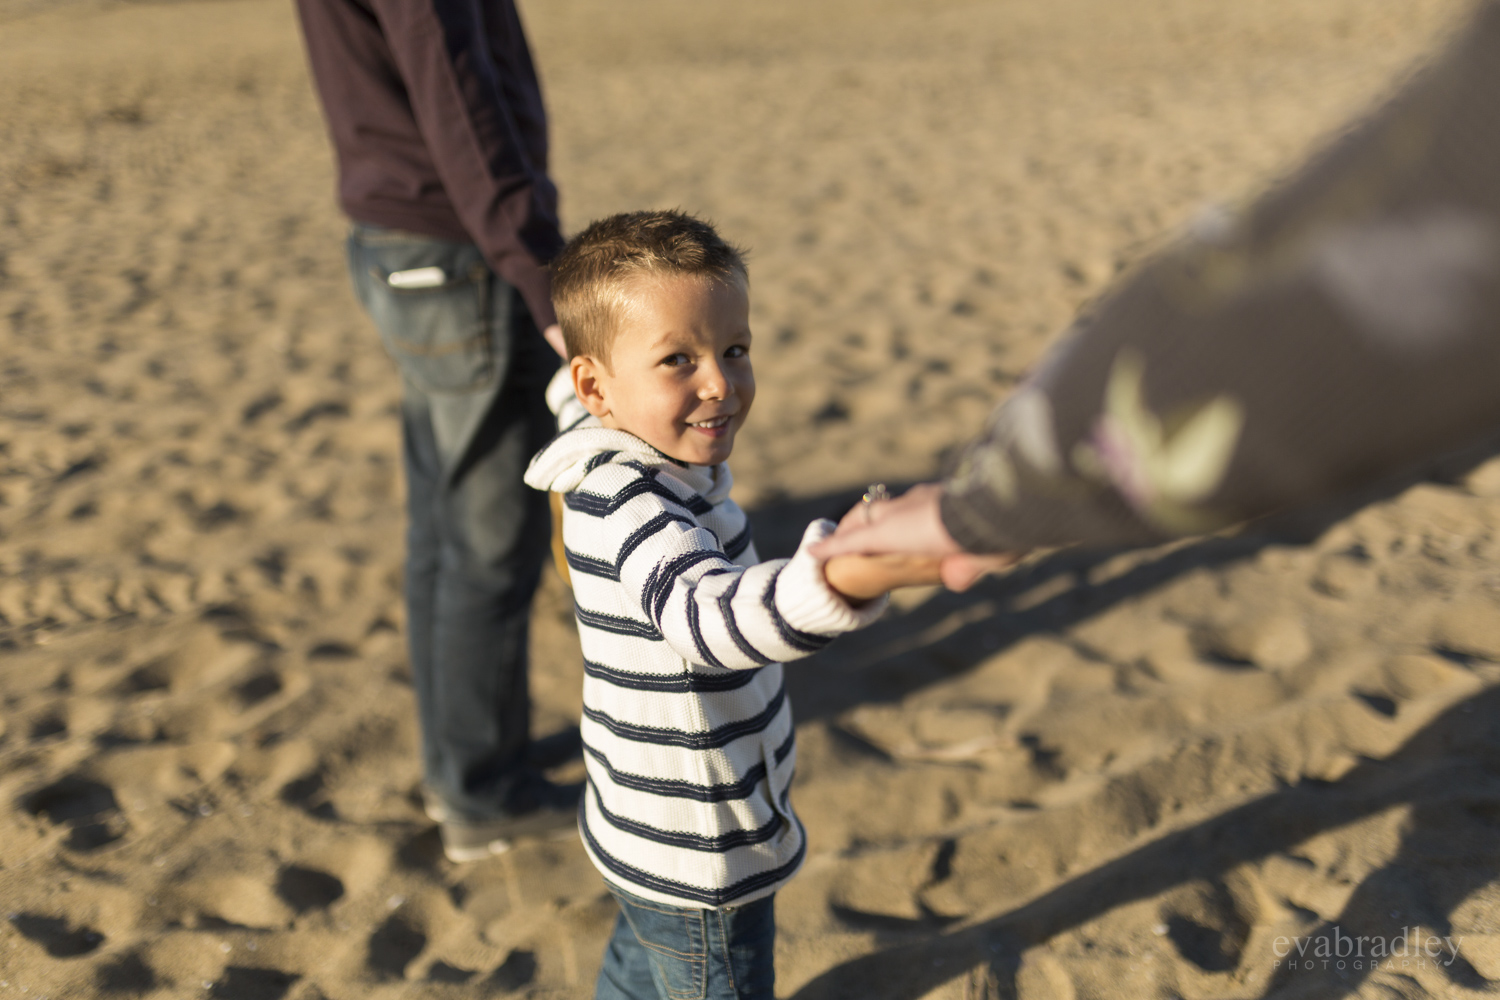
[
  {"x1": 365, "y1": 0, "x2": 562, "y2": 327},
  {"x1": 941, "y1": 0, "x2": 1500, "y2": 553},
  {"x1": 605, "y1": 490, "x2": 885, "y2": 671}
]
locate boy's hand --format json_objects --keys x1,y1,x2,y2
[{"x1": 823, "y1": 553, "x2": 944, "y2": 603}]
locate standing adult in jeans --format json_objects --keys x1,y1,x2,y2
[{"x1": 296, "y1": 0, "x2": 579, "y2": 862}]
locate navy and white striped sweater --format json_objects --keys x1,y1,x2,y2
[{"x1": 524, "y1": 422, "x2": 885, "y2": 908}]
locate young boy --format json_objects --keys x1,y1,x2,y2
[{"x1": 524, "y1": 211, "x2": 926, "y2": 999}]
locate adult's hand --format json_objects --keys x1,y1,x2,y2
[
  {"x1": 816, "y1": 483, "x2": 958, "y2": 559},
  {"x1": 542, "y1": 323, "x2": 567, "y2": 359},
  {"x1": 810, "y1": 482, "x2": 1020, "y2": 591}
]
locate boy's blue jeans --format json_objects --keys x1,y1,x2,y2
[
  {"x1": 346, "y1": 223, "x2": 556, "y2": 821},
  {"x1": 596, "y1": 888, "x2": 776, "y2": 1000}
]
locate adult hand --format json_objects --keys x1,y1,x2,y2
[
  {"x1": 542, "y1": 323, "x2": 567, "y2": 359},
  {"x1": 810, "y1": 482, "x2": 1021, "y2": 591}
]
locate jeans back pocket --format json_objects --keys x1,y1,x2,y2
[{"x1": 348, "y1": 228, "x2": 508, "y2": 395}]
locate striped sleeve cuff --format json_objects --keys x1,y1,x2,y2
[{"x1": 773, "y1": 519, "x2": 888, "y2": 636}]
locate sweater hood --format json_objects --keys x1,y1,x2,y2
[{"x1": 524, "y1": 419, "x2": 735, "y2": 502}]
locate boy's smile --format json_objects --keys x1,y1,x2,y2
[{"x1": 571, "y1": 273, "x2": 755, "y2": 467}]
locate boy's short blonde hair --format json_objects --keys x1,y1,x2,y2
[{"x1": 550, "y1": 210, "x2": 748, "y2": 364}]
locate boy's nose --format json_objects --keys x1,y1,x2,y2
[{"x1": 697, "y1": 364, "x2": 731, "y2": 400}]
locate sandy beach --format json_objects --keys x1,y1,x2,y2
[{"x1": 2, "y1": 0, "x2": 1497, "y2": 996}]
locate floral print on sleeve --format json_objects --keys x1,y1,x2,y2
[{"x1": 1072, "y1": 352, "x2": 1244, "y2": 536}]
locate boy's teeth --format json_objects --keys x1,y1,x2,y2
[{"x1": 693, "y1": 416, "x2": 729, "y2": 428}]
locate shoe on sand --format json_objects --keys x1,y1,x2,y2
[
  {"x1": 526, "y1": 725, "x2": 583, "y2": 770},
  {"x1": 419, "y1": 785, "x2": 451, "y2": 824},
  {"x1": 437, "y1": 779, "x2": 582, "y2": 863},
  {"x1": 420, "y1": 729, "x2": 584, "y2": 826}
]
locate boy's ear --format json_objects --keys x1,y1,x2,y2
[{"x1": 571, "y1": 355, "x2": 611, "y2": 418}]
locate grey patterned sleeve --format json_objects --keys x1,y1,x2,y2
[{"x1": 941, "y1": 0, "x2": 1500, "y2": 553}]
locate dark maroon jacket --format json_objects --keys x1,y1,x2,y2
[{"x1": 296, "y1": 0, "x2": 562, "y2": 328}]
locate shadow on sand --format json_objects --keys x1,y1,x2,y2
[
  {"x1": 741, "y1": 442, "x2": 1500, "y2": 999},
  {"x1": 784, "y1": 683, "x2": 1500, "y2": 999}
]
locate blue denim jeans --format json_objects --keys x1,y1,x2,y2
[
  {"x1": 346, "y1": 223, "x2": 557, "y2": 821},
  {"x1": 595, "y1": 888, "x2": 776, "y2": 1000}
]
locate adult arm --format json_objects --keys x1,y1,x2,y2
[
  {"x1": 933, "y1": 0, "x2": 1500, "y2": 553},
  {"x1": 365, "y1": 0, "x2": 563, "y2": 329}
]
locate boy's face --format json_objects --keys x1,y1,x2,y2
[{"x1": 572, "y1": 273, "x2": 755, "y2": 466}]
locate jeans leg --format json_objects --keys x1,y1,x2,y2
[
  {"x1": 706, "y1": 897, "x2": 776, "y2": 1000},
  {"x1": 427, "y1": 336, "x2": 554, "y2": 816},
  {"x1": 602, "y1": 888, "x2": 777, "y2": 1000},
  {"x1": 595, "y1": 910, "x2": 665, "y2": 1000},
  {"x1": 400, "y1": 384, "x2": 444, "y2": 786},
  {"x1": 347, "y1": 224, "x2": 556, "y2": 820}
]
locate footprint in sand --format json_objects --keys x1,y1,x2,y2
[
  {"x1": 20, "y1": 774, "x2": 128, "y2": 852},
  {"x1": 208, "y1": 966, "x2": 300, "y2": 1000},
  {"x1": 94, "y1": 951, "x2": 157, "y2": 993},
  {"x1": 1157, "y1": 879, "x2": 1255, "y2": 974},
  {"x1": 487, "y1": 949, "x2": 538, "y2": 991},
  {"x1": 278, "y1": 768, "x2": 336, "y2": 820},
  {"x1": 7, "y1": 913, "x2": 106, "y2": 958},
  {"x1": 27, "y1": 709, "x2": 67, "y2": 740},
  {"x1": 272, "y1": 865, "x2": 345, "y2": 914},
  {"x1": 231, "y1": 670, "x2": 284, "y2": 711},
  {"x1": 366, "y1": 913, "x2": 427, "y2": 979},
  {"x1": 426, "y1": 959, "x2": 477, "y2": 982}
]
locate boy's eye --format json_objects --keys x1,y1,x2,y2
[
  {"x1": 724, "y1": 344, "x2": 749, "y2": 359},
  {"x1": 661, "y1": 352, "x2": 690, "y2": 367}
]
